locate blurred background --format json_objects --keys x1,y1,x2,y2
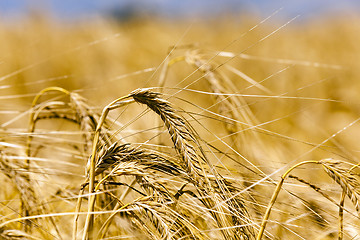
[{"x1": 1, "y1": 0, "x2": 360, "y2": 22}]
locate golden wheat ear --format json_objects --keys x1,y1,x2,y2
[
  {"x1": 94, "y1": 142, "x2": 187, "y2": 177},
  {"x1": 129, "y1": 88, "x2": 204, "y2": 180},
  {"x1": 320, "y1": 159, "x2": 360, "y2": 214}
]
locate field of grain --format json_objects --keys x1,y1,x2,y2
[{"x1": 0, "y1": 12, "x2": 360, "y2": 239}]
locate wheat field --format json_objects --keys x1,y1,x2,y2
[{"x1": 0, "y1": 12, "x2": 360, "y2": 240}]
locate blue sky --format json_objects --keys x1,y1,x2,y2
[{"x1": 0, "y1": 0, "x2": 359, "y2": 21}]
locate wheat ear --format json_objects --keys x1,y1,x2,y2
[
  {"x1": 94, "y1": 142, "x2": 187, "y2": 177},
  {"x1": 320, "y1": 159, "x2": 360, "y2": 214},
  {"x1": 129, "y1": 88, "x2": 204, "y2": 181}
]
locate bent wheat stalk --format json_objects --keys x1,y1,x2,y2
[
  {"x1": 256, "y1": 160, "x2": 318, "y2": 240},
  {"x1": 27, "y1": 87, "x2": 71, "y2": 161},
  {"x1": 24, "y1": 87, "x2": 71, "y2": 230},
  {"x1": 82, "y1": 94, "x2": 135, "y2": 240},
  {"x1": 257, "y1": 159, "x2": 360, "y2": 240}
]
